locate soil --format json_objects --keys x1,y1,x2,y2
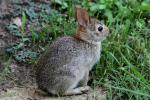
[
  {"x1": 0, "y1": 0, "x2": 106, "y2": 99},
  {"x1": 0, "y1": 86, "x2": 106, "y2": 100}
]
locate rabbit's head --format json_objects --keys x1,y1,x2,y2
[{"x1": 75, "y1": 6, "x2": 109, "y2": 44}]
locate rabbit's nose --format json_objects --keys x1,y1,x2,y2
[
  {"x1": 106, "y1": 27, "x2": 110, "y2": 35},
  {"x1": 103, "y1": 25, "x2": 110, "y2": 35}
]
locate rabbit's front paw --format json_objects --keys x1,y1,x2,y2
[
  {"x1": 64, "y1": 86, "x2": 91, "y2": 95},
  {"x1": 79, "y1": 86, "x2": 91, "y2": 92}
]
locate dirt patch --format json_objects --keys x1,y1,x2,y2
[
  {"x1": 0, "y1": 86, "x2": 106, "y2": 100},
  {"x1": 0, "y1": 0, "x2": 46, "y2": 93}
]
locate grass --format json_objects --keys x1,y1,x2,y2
[{"x1": 4, "y1": 0, "x2": 150, "y2": 99}]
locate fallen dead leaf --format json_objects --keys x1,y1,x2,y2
[{"x1": 13, "y1": 17, "x2": 22, "y2": 28}]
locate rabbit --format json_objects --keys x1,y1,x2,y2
[{"x1": 36, "y1": 6, "x2": 109, "y2": 96}]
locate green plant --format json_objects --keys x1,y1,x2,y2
[
  {"x1": 5, "y1": 1, "x2": 54, "y2": 63},
  {"x1": 21, "y1": 12, "x2": 27, "y2": 34},
  {"x1": 15, "y1": 50, "x2": 38, "y2": 63}
]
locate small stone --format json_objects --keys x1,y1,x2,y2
[{"x1": 0, "y1": 39, "x2": 6, "y2": 47}]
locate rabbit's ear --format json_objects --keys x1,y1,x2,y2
[{"x1": 75, "y1": 6, "x2": 90, "y2": 27}]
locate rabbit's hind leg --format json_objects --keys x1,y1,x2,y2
[
  {"x1": 46, "y1": 76, "x2": 79, "y2": 96},
  {"x1": 77, "y1": 71, "x2": 89, "y2": 87}
]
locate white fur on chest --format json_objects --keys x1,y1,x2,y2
[
  {"x1": 86, "y1": 42, "x2": 101, "y2": 70},
  {"x1": 95, "y1": 42, "x2": 101, "y2": 60}
]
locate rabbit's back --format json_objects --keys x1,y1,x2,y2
[{"x1": 37, "y1": 36, "x2": 101, "y2": 71}]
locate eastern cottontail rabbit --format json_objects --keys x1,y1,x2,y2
[{"x1": 36, "y1": 6, "x2": 109, "y2": 96}]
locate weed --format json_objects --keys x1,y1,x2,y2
[{"x1": 21, "y1": 12, "x2": 27, "y2": 34}]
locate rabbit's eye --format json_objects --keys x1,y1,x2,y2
[{"x1": 98, "y1": 26, "x2": 103, "y2": 32}]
